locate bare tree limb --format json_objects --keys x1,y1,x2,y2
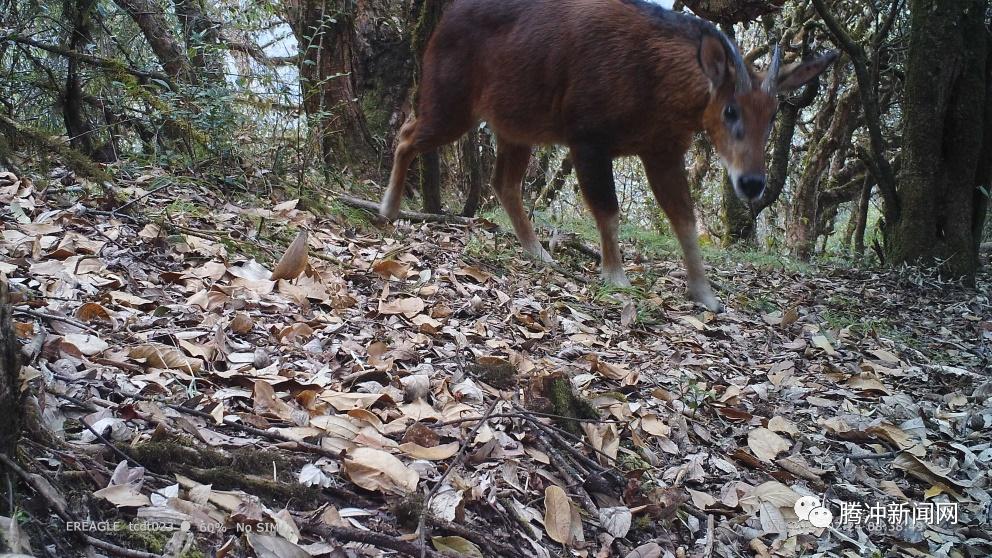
[
  {"x1": 2, "y1": 34, "x2": 173, "y2": 84},
  {"x1": 812, "y1": 0, "x2": 900, "y2": 221},
  {"x1": 682, "y1": 0, "x2": 786, "y2": 24}
]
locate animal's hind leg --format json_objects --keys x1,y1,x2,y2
[
  {"x1": 380, "y1": 106, "x2": 474, "y2": 220},
  {"x1": 380, "y1": 118, "x2": 420, "y2": 221},
  {"x1": 571, "y1": 144, "x2": 629, "y2": 286},
  {"x1": 492, "y1": 138, "x2": 552, "y2": 262}
]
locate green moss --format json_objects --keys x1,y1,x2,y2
[
  {"x1": 545, "y1": 375, "x2": 599, "y2": 436},
  {"x1": 185, "y1": 467, "x2": 323, "y2": 508},
  {"x1": 392, "y1": 494, "x2": 425, "y2": 530},
  {"x1": 738, "y1": 293, "x2": 777, "y2": 314},
  {"x1": 112, "y1": 520, "x2": 170, "y2": 553},
  {"x1": 471, "y1": 360, "x2": 517, "y2": 389},
  {"x1": 128, "y1": 436, "x2": 321, "y2": 507},
  {"x1": 617, "y1": 452, "x2": 651, "y2": 472},
  {"x1": 464, "y1": 235, "x2": 516, "y2": 271}
]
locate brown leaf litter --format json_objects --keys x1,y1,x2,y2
[{"x1": 1, "y1": 169, "x2": 990, "y2": 557}]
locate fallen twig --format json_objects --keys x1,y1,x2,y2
[
  {"x1": 0, "y1": 454, "x2": 160, "y2": 558},
  {"x1": 532, "y1": 436, "x2": 599, "y2": 517},
  {"x1": 62, "y1": 379, "x2": 346, "y2": 461},
  {"x1": 848, "y1": 450, "x2": 898, "y2": 461},
  {"x1": 14, "y1": 307, "x2": 101, "y2": 334},
  {"x1": 427, "y1": 515, "x2": 525, "y2": 558},
  {"x1": 704, "y1": 513, "x2": 715, "y2": 557},
  {"x1": 310, "y1": 522, "x2": 445, "y2": 558},
  {"x1": 113, "y1": 182, "x2": 173, "y2": 214},
  {"x1": 338, "y1": 195, "x2": 472, "y2": 225},
  {"x1": 419, "y1": 397, "x2": 501, "y2": 558}
]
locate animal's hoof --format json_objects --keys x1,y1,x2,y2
[
  {"x1": 378, "y1": 204, "x2": 399, "y2": 222},
  {"x1": 689, "y1": 285, "x2": 723, "y2": 313},
  {"x1": 694, "y1": 294, "x2": 723, "y2": 313},
  {"x1": 602, "y1": 268, "x2": 631, "y2": 288},
  {"x1": 527, "y1": 243, "x2": 554, "y2": 263}
]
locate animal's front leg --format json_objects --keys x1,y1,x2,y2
[
  {"x1": 572, "y1": 144, "x2": 629, "y2": 287},
  {"x1": 491, "y1": 138, "x2": 553, "y2": 262},
  {"x1": 642, "y1": 154, "x2": 722, "y2": 312}
]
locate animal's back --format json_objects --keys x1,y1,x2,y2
[{"x1": 419, "y1": 0, "x2": 714, "y2": 153}]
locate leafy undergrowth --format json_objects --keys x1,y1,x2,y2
[{"x1": 1, "y1": 167, "x2": 990, "y2": 558}]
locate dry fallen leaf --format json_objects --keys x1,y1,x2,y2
[
  {"x1": 129, "y1": 343, "x2": 203, "y2": 372},
  {"x1": 747, "y1": 428, "x2": 791, "y2": 463},
  {"x1": 432, "y1": 536, "x2": 483, "y2": 558},
  {"x1": 811, "y1": 334, "x2": 838, "y2": 356},
  {"x1": 270, "y1": 230, "x2": 309, "y2": 281},
  {"x1": 372, "y1": 259, "x2": 411, "y2": 280},
  {"x1": 398, "y1": 442, "x2": 459, "y2": 461},
  {"x1": 343, "y1": 448, "x2": 419, "y2": 494},
  {"x1": 62, "y1": 333, "x2": 108, "y2": 356},
  {"x1": 378, "y1": 296, "x2": 426, "y2": 318},
  {"x1": 543, "y1": 485, "x2": 574, "y2": 545}
]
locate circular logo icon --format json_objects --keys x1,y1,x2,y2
[
  {"x1": 794, "y1": 496, "x2": 821, "y2": 521},
  {"x1": 808, "y1": 506, "x2": 834, "y2": 528}
]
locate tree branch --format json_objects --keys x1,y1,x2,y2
[
  {"x1": 2, "y1": 34, "x2": 173, "y2": 85},
  {"x1": 812, "y1": 0, "x2": 900, "y2": 221}
]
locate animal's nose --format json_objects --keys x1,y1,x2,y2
[{"x1": 738, "y1": 174, "x2": 766, "y2": 200}]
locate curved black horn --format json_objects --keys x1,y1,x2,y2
[
  {"x1": 721, "y1": 35, "x2": 751, "y2": 93},
  {"x1": 763, "y1": 45, "x2": 782, "y2": 93}
]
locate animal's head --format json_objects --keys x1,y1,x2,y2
[{"x1": 698, "y1": 33, "x2": 837, "y2": 202}]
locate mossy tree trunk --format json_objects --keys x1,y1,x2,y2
[
  {"x1": 0, "y1": 282, "x2": 21, "y2": 466},
  {"x1": 786, "y1": 78, "x2": 859, "y2": 260},
  {"x1": 113, "y1": 0, "x2": 194, "y2": 83},
  {"x1": 285, "y1": 0, "x2": 376, "y2": 170},
  {"x1": 886, "y1": 0, "x2": 989, "y2": 281},
  {"x1": 410, "y1": 0, "x2": 448, "y2": 213},
  {"x1": 720, "y1": 173, "x2": 755, "y2": 244},
  {"x1": 851, "y1": 176, "x2": 874, "y2": 257},
  {"x1": 64, "y1": 0, "x2": 98, "y2": 158},
  {"x1": 353, "y1": 0, "x2": 417, "y2": 174},
  {"x1": 173, "y1": 0, "x2": 225, "y2": 84}
]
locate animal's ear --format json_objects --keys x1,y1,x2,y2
[
  {"x1": 776, "y1": 51, "x2": 839, "y2": 91},
  {"x1": 699, "y1": 33, "x2": 728, "y2": 89}
]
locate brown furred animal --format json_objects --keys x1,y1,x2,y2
[{"x1": 379, "y1": 0, "x2": 836, "y2": 311}]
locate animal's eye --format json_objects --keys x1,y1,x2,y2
[{"x1": 723, "y1": 104, "x2": 739, "y2": 122}]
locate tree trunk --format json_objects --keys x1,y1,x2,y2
[
  {"x1": 786, "y1": 81, "x2": 859, "y2": 260},
  {"x1": 852, "y1": 176, "x2": 873, "y2": 257},
  {"x1": 286, "y1": 0, "x2": 375, "y2": 169},
  {"x1": 534, "y1": 155, "x2": 574, "y2": 209},
  {"x1": 173, "y1": 0, "x2": 224, "y2": 83},
  {"x1": 886, "y1": 0, "x2": 988, "y2": 281},
  {"x1": 353, "y1": 0, "x2": 416, "y2": 172},
  {"x1": 418, "y1": 151, "x2": 442, "y2": 213},
  {"x1": 0, "y1": 282, "x2": 21, "y2": 462},
  {"x1": 813, "y1": 0, "x2": 900, "y2": 223},
  {"x1": 64, "y1": 0, "x2": 98, "y2": 158},
  {"x1": 410, "y1": 0, "x2": 448, "y2": 212},
  {"x1": 113, "y1": 0, "x2": 194, "y2": 82},
  {"x1": 758, "y1": 78, "x2": 819, "y2": 213},
  {"x1": 528, "y1": 148, "x2": 555, "y2": 206},
  {"x1": 721, "y1": 172, "x2": 755, "y2": 244}
]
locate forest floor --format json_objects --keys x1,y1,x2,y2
[{"x1": 1, "y1": 166, "x2": 990, "y2": 558}]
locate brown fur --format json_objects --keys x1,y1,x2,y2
[{"x1": 380, "y1": 0, "x2": 836, "y2": 310}]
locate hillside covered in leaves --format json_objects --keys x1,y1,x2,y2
[{"x1": 1, "y1": 165, "x2": 989, "y2": 557}]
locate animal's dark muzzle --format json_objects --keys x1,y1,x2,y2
[{"x1": 737, "y1": 174, "x2": 766, "y2": 201}]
